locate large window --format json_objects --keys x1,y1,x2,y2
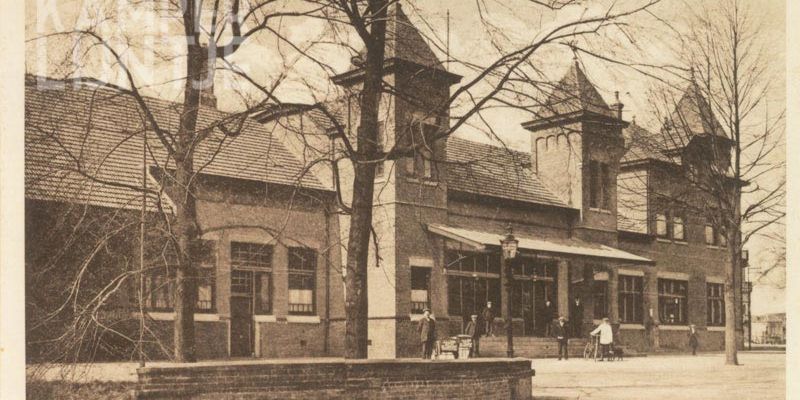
[
  {"x1": 288, "y1": 247, "x2": 317, "y2": 315},
  {"x1": 588, "y1": 160, "x2": 611, "y2": 210},
  {"x1": 143, "y1": 240, "x2": 216, "y2": 312},
  {"x1": 658, "y1": 279, "x2": 688, "y2": 325},
  {"x1": 411, "y1": 267, "x2": 431, "y2": 314},
  {"x1": 707, "y1": 283, "x2": 725, "y2": 326},
  {"x1": 446, "y1": 250, "x2": 501, "y2": 316},
  {"x1": 618, "y1": 275, "x2": 643, "y2": 324},
  {"x1": 231, "y1": 241, "x2": 273, "y2": 314},
  {"x1": 592, "y1": 280, "x2": 608, "y2": 319}
]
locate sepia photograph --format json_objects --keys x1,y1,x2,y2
[{"x1": 0, "y1": 0, "x2": 793, "y2": 398}]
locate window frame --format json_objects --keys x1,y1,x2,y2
[
  {"x1": 672, "y1": 214, "x2": 685, "y2": 241},
  {"x1": 707, "y1": 282, "x2": 725, "y2": 326},
  {"x1": 288, "y1": 247, "x2": 317, "y2": 315},
  {"x1": 658, "y1": 278, "x2": 688, "y2": 325},
  {"x1": 618, "y1": 275, "x2": 643, "y2": 324},
  {"x1": 655, "y1": 213, "x2": 668, "y2": 238},
  {"x1": 410, "y1": 266, "x2": 431, "y2": 314},
  {"x1": 445, "y1": 250, "x2": 501, "y2": 317},
  {"x1": 230, "y1": 241, "x2": 274, "y2": 315}
]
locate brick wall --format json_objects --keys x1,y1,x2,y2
[{"x1": 134, "y1": 358, "x2": 535, "y2": 400}]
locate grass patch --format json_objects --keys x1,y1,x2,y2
[{"x1": 27, "y1": 380, "x2": 133, "y2": 400}]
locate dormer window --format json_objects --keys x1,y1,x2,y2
[{"x1": 588, "y1": 160, "x2": 612, "y2": 210}]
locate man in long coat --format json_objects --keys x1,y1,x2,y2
[
  {"x1": 552, "y1": 316, "x2": 570, "y2": 360},
  {"x1": 464, "y1": 314, "x2": 481, "y2": 357},
  {"x1": 418, "y1": 308, "x2": 437, "y2": 359}
]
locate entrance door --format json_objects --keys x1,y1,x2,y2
[
  {"x1": 230, "y1": 270, "x2": 254, "y2": 357},
  {"x1": 514, "y1": 280, "x2": 536, "y2": 336}
]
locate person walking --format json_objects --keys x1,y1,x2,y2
[
  {"x1": 688, "y1": 324, "x2": 699, "y2": 356},
  {"x1": 570, "y1": 297, "x2": 584, "y2": 338},
  {"x1": 418, "y1": 308, "x2": 437, "y2": 359},
  {"x1": 481, "y1": 301, "x2": 496, "y2": 337},
  {"x1": 464, "y1": 314, "x2": 481, "y2": 357},
  {"x1": 590, "y1": 317, "x2": 614, "y2": 361},
  {"x1": 552, "y1": 316, "x2": 570, "y2": 360}
]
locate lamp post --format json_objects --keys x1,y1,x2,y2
[{"x1": 501, "y1": 224, "x2": 519, "y2": 358}]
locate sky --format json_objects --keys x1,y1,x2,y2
[{"x1": 25, "y1": 0, "x2": 787, "y2": 315}]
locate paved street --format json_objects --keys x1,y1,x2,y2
[{"x1": 532, "y1": 351, "x2": 785, "y2": 400}]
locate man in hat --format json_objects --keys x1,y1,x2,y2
[
  {"x1": 464, "y1": 314, "x2": 481, "y2": 357},
  {"x1": 481, "y1": 301, "x2": 496, "y2": 337},
  {"x1": 552, "y1": 316, "x2": 570, "y2": 360},
  {"x1": 590, "y1": 317, "x2": 614, "y2": 361},
  {"x1": 418, "y1": 308, "x2": 437, "y2": 359}
]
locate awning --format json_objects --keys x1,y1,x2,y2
[{"x1": 427, "y1": 224, "x2": 653, "y2": 264}]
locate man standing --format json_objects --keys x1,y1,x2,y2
[
  {"x1": 570, "y1": 297, "x2": 584, "y2": 338},
  {"x1": 688, "y1": 324, "x2": 699, "y2": 356},
  {"x1": 418, "y1": 308, "x2": 436, "y2": 359},
  {"x1": 590, "y1": 317, "x2": 614, "y2": 361},
  {"x1": 464, "y1": 314, "x2": 481, "y2": 357},
  {"x1": 481, "y1": 301, "x2": 495, "y2": 337},
  {"x1": 552, "y1": 316, "x2": 570, "y2": 360}
]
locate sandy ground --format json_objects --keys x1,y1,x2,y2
[
  {"x1": 27, "y1": 351, "x2": 786, "y2": 400},
  {"x1": 531, "y1": 351, "x2": 786, "y2": 400}
]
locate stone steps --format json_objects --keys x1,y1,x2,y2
[{"x1": 476, "y1": 337, "x2": 645, "y2": 358}]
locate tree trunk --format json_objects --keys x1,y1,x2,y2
[
  {"x1": 724, "y1": 187, "x2": 742, "y2": 365},
  {"x1": 172, "y1": 44, "x2": 205, "y2": 363},
  {"x1": 343, "y1": 0, "x2": 388, "y2": 359}
]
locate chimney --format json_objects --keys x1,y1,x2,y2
[
  {"x1": 197, "y1": 49, "x2": 217, "y2": 108},
  {"x1": 611, "y1": 91, "x2": 623, "y2": 120}
]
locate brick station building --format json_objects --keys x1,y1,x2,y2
[{"x1": 25, "y1": 4, "x2": 742, "y2": 361}]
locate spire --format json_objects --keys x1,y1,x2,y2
[
  {"x1": 333, "y1": 3, "x2": 461, "y2": 86},
  {"x1": 540, "y1": 61, "x2": 616, "y2": 119},
  {"x1": 663, "y1": 80, "x2": 726, "y2": 142}
]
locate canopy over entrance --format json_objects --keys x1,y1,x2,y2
[{"x1": 427, "y1": 224, "x2": 653, "y2": 265}]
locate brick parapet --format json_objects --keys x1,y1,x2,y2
[{"x1": 133, "y1": 358, "x2": 534, "y2": 400}]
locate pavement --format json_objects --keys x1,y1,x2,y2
[
  {"x1": 531, "y1": 351, "x2": 786, "y2": 400},
  {"x1": 28, "y1": 351, "x2": 786, "y2": 400}
]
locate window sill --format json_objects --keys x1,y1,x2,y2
[
  {"x1": 589, "y1": 207, "x2": 612, "y2": 214},
  {"x1": 658, "y1": 324, "x2": 689, "y2": 331},
  {"x1": 404, "y1": 177, "x2": 438, "y2": 186},
  {"x1": 133, "y1": 312, "x2": 221, "y2": 322},
  {"x1": 673, "y1": 240, "x2": 688, "y2": 245},
  {"x1": 254, "y1": 315, "x2": 277, "y2": 322},
  {"x1": 707, "y1": 326, "x2": 726, "y2": 331},
  {"x1": 706, "y1": 244, "x2": 727, "y2": 250},
  {"x1": 655, "y1": 238, "x2": 671, "y2": 243},
  {"x1": 619, "y1": 323, "x2": 645, "y2": 330},
  {"x1": 286, "y1": 315, "x2": 321, "y2": 324}
]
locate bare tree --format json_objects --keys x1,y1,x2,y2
[
  {"x1": 27, "y1": 0, "x2": 663, "y2": 363},
  {"x1": 619, "y1": 0, "x2": 784, "y2": 365}
]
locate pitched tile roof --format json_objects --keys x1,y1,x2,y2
[
  {"x1": 621, "y1": 123, "x2": 672, "y2": 164},
  {"x1": 25, "y1": 78, "x2": 330, "y2": 211},
  {"x1": 445, "y1": 137, "x2": 572, "y2": 208}
]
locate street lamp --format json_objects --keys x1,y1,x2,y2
[{"x1": 501, "y1": 224, "x2": 519, "y2": 358}]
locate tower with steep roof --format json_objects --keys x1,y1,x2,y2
[
  {"x1": 523, "y1": 60, "x2": 628, "y2": 245},
  {"x1": 331, "y1": 3, "x2": 462, "y2": 358}
]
